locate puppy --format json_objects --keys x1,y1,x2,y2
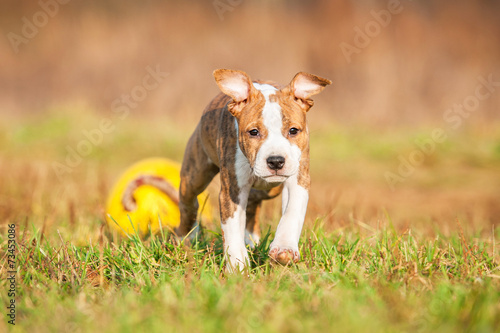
[{"x1": 177, "y1": 69, "x2": 330, "y2": 271}]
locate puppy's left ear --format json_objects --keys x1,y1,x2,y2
[{"x1": 289, "y1": 72, "x2": 331, "y2": 111}]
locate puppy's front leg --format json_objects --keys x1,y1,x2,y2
[
  {"x1": 220, "y1": 184, "x2": 251, "y2": 272},
  {"x1": 269, "y1": 175, "x2": 309, "y2": 265}
]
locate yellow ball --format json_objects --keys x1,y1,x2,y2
[{"x1": 105, "y1": 158, "x2": 212, "y2": 238}]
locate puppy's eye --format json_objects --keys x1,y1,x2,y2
[
  {"x1": 289, "y1": 128, "x2": 300, "y2": 136},
  {"x1": 248, "y1": 129, "x2": 259, "y2": 137}
]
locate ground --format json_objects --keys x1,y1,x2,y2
[{"x1": 0, "y1": 110, "x2": 499, "y2": 332}]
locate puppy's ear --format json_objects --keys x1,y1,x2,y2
[
  {"x1": 288, "y1": 72, "x2": 331, "y2": 111},
  {"x1": 213, "y1": 69, "x2": 252, "y2": 103}
]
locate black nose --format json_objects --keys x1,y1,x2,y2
[{"x1": 267, "y1": 156, "x2": 285, "y2": 170}]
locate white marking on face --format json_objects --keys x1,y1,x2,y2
[{"x1": 252, "y1": 83, "x2": 302, "y2": 182}]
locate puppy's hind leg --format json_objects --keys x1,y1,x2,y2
[
  {"x1": 245, "y1": 186, "x2": 283, "y2": 248},
  {"x1": 244, "y1": 198, "x2": 262, "y2": 248}
]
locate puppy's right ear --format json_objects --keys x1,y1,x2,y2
[{"x1": 213, "y1": 69, "x2": 252, "y2": 116}]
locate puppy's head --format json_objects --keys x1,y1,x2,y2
[{"x1": 214, "y1": 69, "x2": 331, "y2": 183}]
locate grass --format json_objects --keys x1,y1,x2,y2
[
  {"x1": 0, "y1": 111, "x2": 499, "y2": 332},
  {"x1": 1, "y1": 221, "x2": 499, "y2": 332}
]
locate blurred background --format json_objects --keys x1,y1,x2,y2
[
  {"x1": 1, "y1": 0, "x2": 500, "y2": 123},
  {"x1": 1, "y1": 0, "x2": 499, "y2": 238}
]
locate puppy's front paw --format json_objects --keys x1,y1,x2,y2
[{"x1": 269, "y1": 246, "x2": 300, "y2": 265}]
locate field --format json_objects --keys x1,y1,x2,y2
[
  {"x1": 1, "y1": 111, "x2": 499, "y2": 332},
  {"x1": 1, "y1": 0, "x2": 500, "y2": 332}
]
